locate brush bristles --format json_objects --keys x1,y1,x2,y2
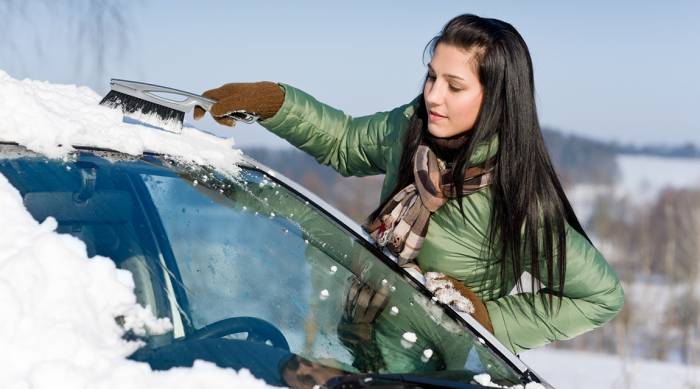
[{"x1": 100, "y1": 90, "x2": 185, "y2": 133}]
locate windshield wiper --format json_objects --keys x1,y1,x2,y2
[{"x1": 325, "y1": 372, "x2": 487, "y2": 389}]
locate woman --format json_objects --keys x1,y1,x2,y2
[{"x1": 193, "y1": 14, "x2": 624, "y2": 355}]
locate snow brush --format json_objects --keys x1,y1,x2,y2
[{"x1": 99, "y1": 79, "x2": 261, "y2": 133}]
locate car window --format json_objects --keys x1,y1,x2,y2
[{"x1": 0, "y1": 146, "x2": 525, "y2": 387}]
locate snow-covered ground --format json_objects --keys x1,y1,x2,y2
[
  {"x1": 522, "y1": 348, "x2": 700, "y2": 389},
  {"x1": 566, "y1": 154, "x2": 700, "y2": 223}
]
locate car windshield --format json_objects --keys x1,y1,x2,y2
[{"x1": 0, "y1": 145, "x2": 525, "y2": 388}]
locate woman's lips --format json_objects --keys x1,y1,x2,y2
[{"x1": 429, "y1": 110, "x2": 447, "y2": 122}]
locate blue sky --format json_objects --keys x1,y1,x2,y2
[{"x1": 1, "y1": 0, "x2": 698, "y2": 148}]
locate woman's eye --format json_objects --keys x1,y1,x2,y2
[{"x1": 449, "y1": 84, "x2": 463, "y2": 92}]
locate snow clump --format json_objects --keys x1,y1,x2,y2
[
  {"x1": 473, "y1": 373, "x2": 546, "y2": 389},
  {"x1": 0, "y1": 69, "x2": 243, "y2": 177}
]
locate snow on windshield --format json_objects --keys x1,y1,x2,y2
[
  {"x1": 0, "y1": 71, "x2": 274, "y2": 387},
  {"x1": 0, "y1": 70, "x2": 243, "y2": 177}
]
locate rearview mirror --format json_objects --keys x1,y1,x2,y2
[{"x1": 23, "y1": 191, "x2": 133, "y2": 224}]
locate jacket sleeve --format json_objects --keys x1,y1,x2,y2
[
  {"x1": 258, "y1": 83, "x2": 417, "y2": 177},
  {"x1": 484, "y1": 224, "x2": 624, "y2": 355}
]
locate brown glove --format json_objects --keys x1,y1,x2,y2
[
  {"x1": 425, "y1": 272, "x2": 494, "y2": 334},
  {"x1": 344, "y1": 279, "x2": 390, "y2": 325},
  {"x1": 339, "y1": 279, "x2": 390, "y2": 342},
  {"x1": 337, "y1": 278, "x2": 390, "y2": 372},
  {"x1": 193, "y1": 81, "x2": 285, "y2": 126}
]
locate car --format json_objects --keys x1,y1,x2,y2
[
  {"x1": 0, "y1": 70, "x2": 552, "y2": 388},
  {"x1": 0, "y1": 139, "x2": 553, "y2": 388}
]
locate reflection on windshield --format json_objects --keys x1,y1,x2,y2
[
  {"x1": 0, "y1": 149, "x2": 524, "y2": 388},
  {"x1": 141, "y1": 162, "x2": 522, "y2": 386}
]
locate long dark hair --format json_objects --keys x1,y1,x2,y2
[{"x1": 375, "y1": 14, "x2": 590, "y2": 309}]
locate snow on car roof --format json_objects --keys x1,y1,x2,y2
[
  {"x1": 0, "y1": 70, "x2": 275, "y2": 387},
  {"x1": 0, "y1": 70, "x2": 243, "y2": 177}
]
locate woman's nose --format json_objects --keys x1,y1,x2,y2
[{"x1": 424, "y1": 81, "x2": 444, "y2": 106}]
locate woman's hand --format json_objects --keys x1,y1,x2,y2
[
  {"x1": 425, "y1": 272, "x2": 494, "y2": 333},
  {"x1": 337, "y1": 278, "x2": 390, "y2": 372},
  {"x1": 339, "y1": 279, "x2": 390, "y2": 342},
  {"x1": 193, "y1": 81, "x2": 284, "y2": 126}
]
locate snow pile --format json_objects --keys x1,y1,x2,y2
[
  {"x1": 0, "y1": 70, "x2": 243, "y2": 177},
  {"x1": 0, "y1": 166, "x2": 273, "y2": 388},
  {"x1": 425, "y1": 272, "x2": 476, "y2": 314},
  {"x1": 0, "y1": 70, "x2": 274, "y2": 387},
  {"x1": 472, "y1": 374, "x2": 544, "y2": 389},
  {"x1": 521, "y1": 347, "x2": 700, "y2": 388}
]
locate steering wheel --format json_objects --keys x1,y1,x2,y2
[{"x1": 189, "y1": 316, "x2": 290, "y2": 351}]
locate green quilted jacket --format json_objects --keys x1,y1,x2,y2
[{"x1": 259, "y1": 83, "x2": 624, "y2": 355}]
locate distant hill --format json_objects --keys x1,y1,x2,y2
[
  {"x1": 611, "y1": 141, "x2": 700, "y2": 158},
  {"x1": 541, "y1": 127, "x2": 618, "y2": 185}
]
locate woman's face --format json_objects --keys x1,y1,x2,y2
[{"x1": 424, "y1": 43, "x2": 484, "y2": 138}]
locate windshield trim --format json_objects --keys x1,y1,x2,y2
[
  {"x1": 250, "y1": 159, "x2": 532, "y2": 372},
  {"x1": 242, "y1": 165, "x2": 533, "y2": 376}
]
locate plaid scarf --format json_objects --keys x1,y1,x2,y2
[{"x1": 363, "y1": 144, "x2": 495, "y2": 266}]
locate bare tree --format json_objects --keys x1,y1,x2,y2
[
  {"x1": 0, "y1": 0, "x2": 132, "y2": 87},
  {"x1": 555, "y1": 184, "x2": 700, "y2": 369}
]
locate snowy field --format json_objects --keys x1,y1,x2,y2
[
  {"x1": 566, "y1": 154, "x2": 700, "y2": 223},
  {"x1": 521, "y1": 348, "x2": 700, "y2": 389},
  {"x1": 617, "y1": 155, "x2": 700, "y2": 203}
]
